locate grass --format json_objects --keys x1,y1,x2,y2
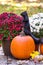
[{"x1": 0, "y1": 5, "x2": 43, "y2": 16}]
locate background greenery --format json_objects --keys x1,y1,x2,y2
[{"x1": 0, "y1": 4, "x2": 43, "y2": 16}]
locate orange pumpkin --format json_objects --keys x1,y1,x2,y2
[
  {"x1": 40, "y1": 44, "x2": 43, "y2": 54},
  {"x1": 10, "y1": 35, "x2": 35, "y2": 59}
]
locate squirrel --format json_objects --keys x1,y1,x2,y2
[{"x1": 20, "y1": 11, "x2": 43, "y2": 44}]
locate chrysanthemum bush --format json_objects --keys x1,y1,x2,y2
[
  {"x1": 0, "y1": 12, "x2": 24, "y2": 41},
  {"x1": 30, "y1": 13, "x2": 43, "y2": 38}
]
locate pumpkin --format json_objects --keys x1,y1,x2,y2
[
  {"x1": 40, "y1": 44, "x2": 43, "y2": 54},
  {"x1": 10, "y1": 35, "x2": 35, "y2": 59}
]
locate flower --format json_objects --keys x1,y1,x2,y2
[
  {"x1": 0, "y1": 12, "x2": 24, "y2": 40},
  {"x1": 30, "y1": 51, "x2": 40, "y2": 59}
]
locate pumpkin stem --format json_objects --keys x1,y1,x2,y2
[{"x1": 20, "y1": 28, "x2": 25, "y2": 36}]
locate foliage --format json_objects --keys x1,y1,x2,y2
[
  {"x1": 39, "y1": 28, "x2": 43, "y2": 38},
  {"x1": 32, "y1": 28, "x2": 43, "y2": 38}
]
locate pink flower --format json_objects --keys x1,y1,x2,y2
[{"x1": 15, "y1": 27, "x2": 21, "y2": 31}]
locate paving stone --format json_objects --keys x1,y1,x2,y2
[
  {"x1": 0, "y1": 64, "x2": 7, "y2": 65},
  {"x1": 36, "y1": 63, "x2": 43, "y2": 65},
  {"x1": 7, "y1": 57, "x2": 12, "y2": 64},
  {"x1": 0, "y1": 55, "x2": 7, "y2": 64},
  {"x1": 28, "y1": 61, "x2": 35, "y2": 65},
  {"x1": 8, "y1": 64, "x2": 17, "y2": 65},
  {"x1": 11, "y1": 59, "x2": 18, "y2": 64},
  {"x1": 17, "y1": 60, "x2": 29, "y2": 65}
]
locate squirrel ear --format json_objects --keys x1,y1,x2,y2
[
  {"x1": 20, "y1": 11, "x2": 29, "y2": 22},
  {"x1": 20, "y1": 11, "x2": 27, "y2": 17}
]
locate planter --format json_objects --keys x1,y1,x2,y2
[{"x1": 2, "y1": 37, "x2": 12, "y2": 57}]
